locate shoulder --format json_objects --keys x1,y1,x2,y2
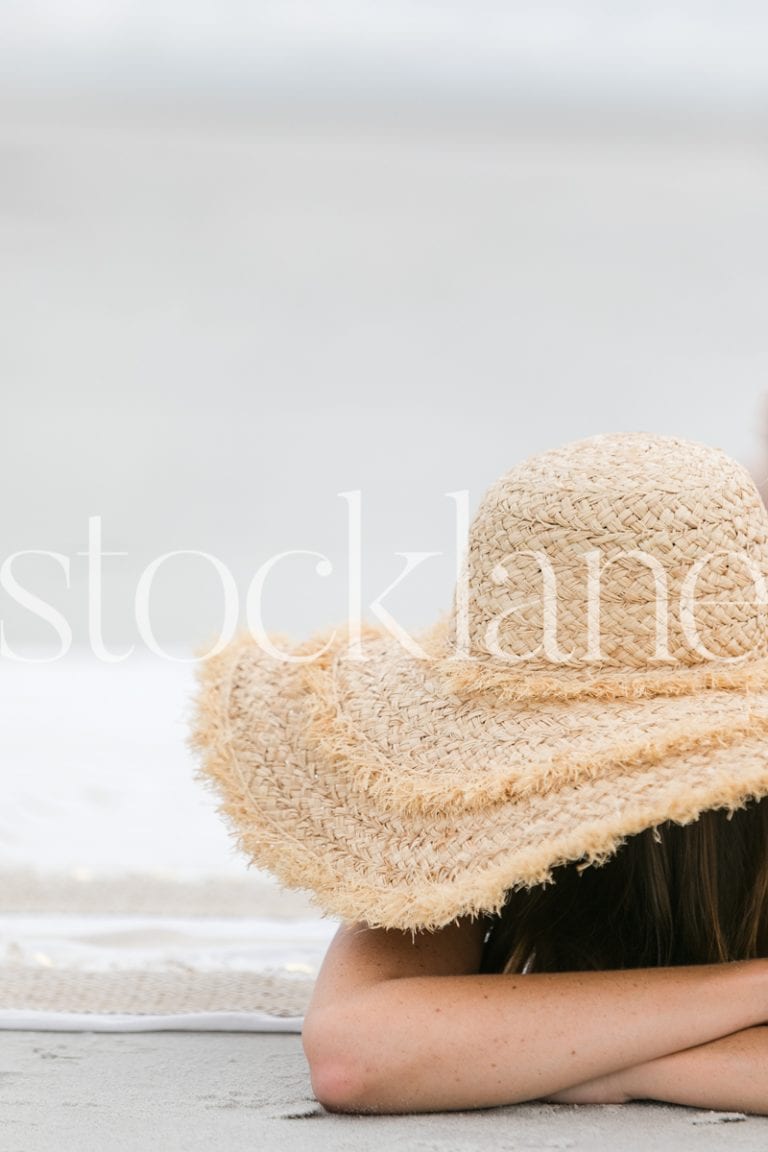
[{"x1": 305, "y1": 913, "x2": 492, "y2": 1019}]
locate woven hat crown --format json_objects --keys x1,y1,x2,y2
[{"x1": 451, "y1": 432, "x2": 768, "y2": 671}]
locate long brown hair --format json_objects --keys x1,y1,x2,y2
[{"x1": 480, "y1": 798, "x2": 768, "y2": 974}]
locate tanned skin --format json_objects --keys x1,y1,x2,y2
[{"x1": 302, "y1": 917, "x2": 768, "y2": 1115}]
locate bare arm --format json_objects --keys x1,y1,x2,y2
[
  {"x1": 549, "y1": 1025, "x2": 768, "y2": 1114},
  {"x1": 302, "y1": 921, "x2": 768, "y2": 1115}
]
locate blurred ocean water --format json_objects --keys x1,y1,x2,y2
[{"x1": 0, "y1": 652, "x2": 240, "y2": 878}]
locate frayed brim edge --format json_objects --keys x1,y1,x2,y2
[
  {"x1": 186, "y1": 631, "x2": 348, "y2": 903},
  {"x1": 186, "y1": 629, "x2": 768, "y2": 934}
]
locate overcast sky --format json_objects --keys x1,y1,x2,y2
[{"x1": 2, "y1": 2, "x2": 768, "y2": 110}]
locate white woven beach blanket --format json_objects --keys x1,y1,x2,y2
[
  {"x1": 0, "y1": 904, "x2": 338, "y2": 1032},
  {"x1": 0, "y1": 654, "x2": 339, "y2": 1031}
]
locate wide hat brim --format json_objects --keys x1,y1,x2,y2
[{"x1": 188, "y1": 618, "x2": 768, "y2": 933}]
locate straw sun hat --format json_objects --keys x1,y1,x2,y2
[{"x1": 188, "y1": 431, "x2": 768, "y2": 933}]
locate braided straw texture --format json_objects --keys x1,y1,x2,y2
[{"x1": 188, "y1": 432, "x2": 768, "y2": 933}]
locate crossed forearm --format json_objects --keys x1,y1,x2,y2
[
  {"x1": 546, "y1": 1024, "x2": 768, "y2": 1114},
  {"x1": 616, "y1": 1025, "x2": 768, "y2": 1114}
]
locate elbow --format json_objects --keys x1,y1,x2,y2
[
  {"x1": 302, "y1": 1008, "x2": 373, "y2": 1114},
  {"x1": 308, "y1": 1059, "x2": 370, "y2": 1114}
]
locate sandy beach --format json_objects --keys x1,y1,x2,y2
[{"x1": 2, "y1": 1031, "x2": 767, "y2": 1151}]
